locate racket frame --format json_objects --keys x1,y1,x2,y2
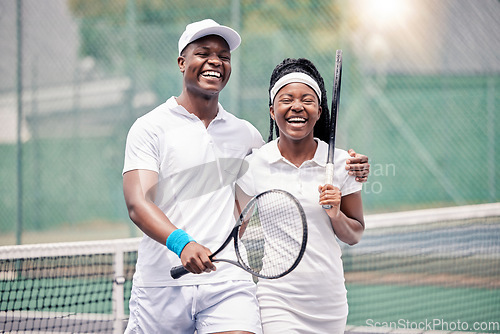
[
  {"x1": 323, "y1": 50, "x2": 343, "y2": 209},
  {"x1": 234, "y1": 189, "x2": 307, "y2": 279},
  {"x1": 170, "y1": 189, "x2": 307, "y2": 279}
]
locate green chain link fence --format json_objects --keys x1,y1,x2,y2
[{"x1": 1, "y1": 0, "x2": 498, "y2": 244}]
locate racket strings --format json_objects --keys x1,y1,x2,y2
[{"x1": 237, "y1": 191, "x2": 306, "y2": 278}]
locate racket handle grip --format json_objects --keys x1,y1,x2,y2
[
  {"x1": 170, "y1": 265, "x2": 190, "y2": 279},
  {"x1": 322, "y1": 163, "x2": 334, "y2": 209},
  {"x1": 324, "y1": 162, "x2": 334, "y2": 185}
]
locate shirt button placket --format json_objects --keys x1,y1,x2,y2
[{"x1": 297, "y1": 168, "x2": 303, "y2": 194}]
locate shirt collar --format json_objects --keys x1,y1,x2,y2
[
  {"x1": 313, "y1": 139, "x2": 328, "y2": 167},
  {"x1": 267, "y1": 139, "x2": 283, "y2": 164},
  {"x1": 214, "y1": 105, "x2": 228, "y2": 121},
  {"x1": 167, "y1": 97, "x2": 228, "y2": 121},
  {"x1": 267, "y1": 138, "x2": 328, "y2": 167}
]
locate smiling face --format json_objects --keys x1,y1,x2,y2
[
  {"x1": 271, "y1": 82, "x2": 322, "y2": 143},
  {"x1": 178, "y1": 35, "x2": 232, "y2": 98}
]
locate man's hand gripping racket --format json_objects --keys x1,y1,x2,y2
[
  {"x1": 323, "y1": 50, "x2": 343, "y2": 209},
  {"x1": 170, "y1": 189, "x2": 308, "y2": 279}
]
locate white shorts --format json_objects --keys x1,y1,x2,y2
[{"x1": 125, "y1": 280, "x2": 262, "y2": 334}]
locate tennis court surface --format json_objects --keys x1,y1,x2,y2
[{"x1": 1, "y1": 203, "x2": 499, "y2": 333}]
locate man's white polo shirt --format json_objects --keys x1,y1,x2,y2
[{"x1": 123, "y1": 97, "x2": 264, "y2": 286}]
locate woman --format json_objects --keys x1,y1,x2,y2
[{"x1": 237, "y1": 58, "x2": 365, "y2": 333}]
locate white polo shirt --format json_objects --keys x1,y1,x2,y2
[
  {"x1": 237, "y1": 139, "x2": 362, "y2": 330},
  {"x1": 123, "y1": 97, "x2": 264, "y2": 286}
]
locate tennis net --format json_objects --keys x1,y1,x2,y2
[
  {"x1": 343, "y1": 202, "x2": 500, "y2": 333},
  {"x1": 0, "y1": 238, "x2": 140, "y2": 333},
  {"x1": 1, "y1": 203, "x2": 499, "y2": 333}
]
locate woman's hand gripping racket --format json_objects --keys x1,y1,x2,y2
[
  {"x1": 170, "y1": 189, "x2": 307, "y2": 279},
  {"x1": 323, "y1": 50, "x2": 343, "y2": 209}
]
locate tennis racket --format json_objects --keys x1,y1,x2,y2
[
  {"x1": 323, "y1": 49, "x2": 343, "y2": 209},
  {"x1": 170, "y1": 189, "x2": 307, "y2": 279}
]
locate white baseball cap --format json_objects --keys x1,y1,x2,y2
[{"x1": 178, "y1": 19, "x2": 241, "y2": 56}]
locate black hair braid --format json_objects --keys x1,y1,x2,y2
[
  {"x1": 267, "y1": 116, "x2": 275, "y2": 142},
  {"x1": 267, "y1": 58, "x2": 331, "y2": 143}
]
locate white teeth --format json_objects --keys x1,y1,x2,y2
[
  {"x1": 288, "y1": 117, "x2": 306, "y2": 123},
  {"x1": 202, "y1": 71, "x2": 221, "y2": 78}
]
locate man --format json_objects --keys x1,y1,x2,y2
[{"x1": 123, "y1": 19, "x2": 369, "y2": 334}]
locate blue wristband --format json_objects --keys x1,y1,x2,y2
[{"x1": 166, "y1": 229, "x2": 196, "y2": 258}]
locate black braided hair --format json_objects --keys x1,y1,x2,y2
[{"x1": 267, "y1": 58, "x2": 330, "y2": 143}]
